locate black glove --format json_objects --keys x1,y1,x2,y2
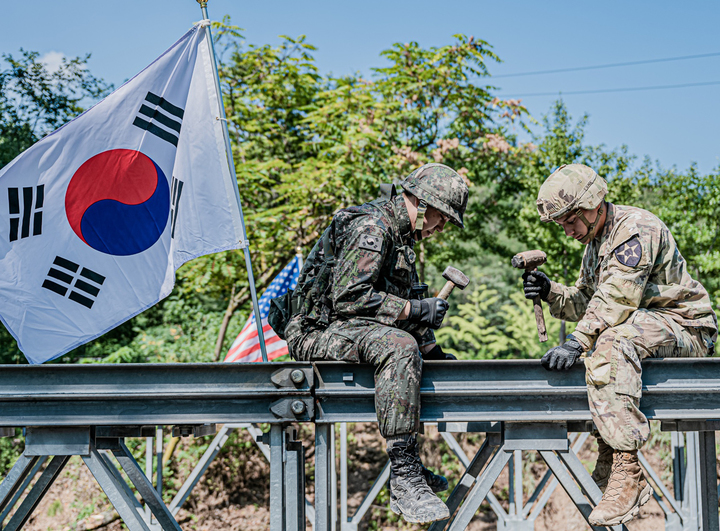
[
  {"x1": 522, "y1": 270, "x2": 551, "y2": 301},
  {"x1": 408, "y1": 298, "x2": 449, "y2": 330},
  {"x1": 541, "y1": 334, "x2": 584, "y2": 371},
  {"x1": 422, "y1": 344, "x2": 457, "y2": 360}
]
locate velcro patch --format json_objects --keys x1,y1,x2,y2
[
  {"x1": 614, "y1": 236, "x2": 642, "y2": 267},
  {"x1": 359, "y1": 234, "x2": 382, "y2": 252}
]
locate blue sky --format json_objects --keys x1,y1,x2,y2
[{"x1": 3, "y1": 0, "x2": 719, "y2": 173}]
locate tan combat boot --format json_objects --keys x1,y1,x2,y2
[
  {"x1": 588, "y1": 450, "x2": 653, "y2": 526},
  {"x1": 591, "y1": 437, "x2": 614, "y2": 491}
]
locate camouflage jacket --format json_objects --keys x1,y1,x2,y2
[
  {"x1": 547, "y1": 203, "x2": 718, "y2": 351},
  {"x1": 295, "y1": 194, "x2": 435, "y2": 345}
]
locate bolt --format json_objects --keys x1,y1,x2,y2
[
  {"x1": 291, "y1": 400, "x2": 306, "y2": 415},
  {"x1": 290, "y1": 369, "x2": 305, "y2": 384}
]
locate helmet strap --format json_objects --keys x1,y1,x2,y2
[
  {"x1": 414, "y1": 199, "x2": 428, "y2": 240},
  {"x1": 576, "y1": 203, "x2": 605, "y2": 244}
]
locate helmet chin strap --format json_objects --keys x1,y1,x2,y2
[
  {"x1": 414, "y1": 199, "x2": 428, "y2": 241},
  {"x1": 575, "y1": 203, "x2": 605, "y2": 244}
]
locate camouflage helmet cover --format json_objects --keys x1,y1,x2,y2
[
  {"x1": 536, "y1": 163, "x2": 608, "y2": 222},
  {"x1": 400, "y1": 163, "x2": 469, "y2": 228}
]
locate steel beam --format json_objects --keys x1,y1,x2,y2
[
  {"x1": 315, "y1": 424, "x2": 333, "y2": 530},
  {"x1": 314, "y1": 358, "x2": 720, "y2": 424},
  {"x1": 0, "y1": 363, "x2": 314, "y2": 426}
]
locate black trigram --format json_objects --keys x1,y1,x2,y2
[
  {"x1": 132, "y1": 92, "x2": 184, "y2": 146},
  {"x1": 9, "y1": 185, "x2": 44, "y2": 241},
  {"x1": 42, "y1": 256, "x2": 106, "y2": 309},
  {"x1": 170, "y1": 177, "x2": 184, "y2": 239}
]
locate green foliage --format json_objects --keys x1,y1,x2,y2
[
  {"x1": 1, "y1": 20, "x2": 719, "y2": 364},
  {"x1": 0, "y1": 429, "x2": 23, "y2": 476},
  {"x1": 0, "y1": 49, "x2": 111, "y2": 168},
  {"x1": 437, "y1": 285, "x2": 575, "y2": 359}
]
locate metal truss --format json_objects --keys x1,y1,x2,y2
[{"x1": 0, "y1": 359, "x2": 719, "y2": 530}]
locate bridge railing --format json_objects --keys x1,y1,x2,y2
[{"x1": 0, "y1": 359, "x2": 718, "y2": 531}]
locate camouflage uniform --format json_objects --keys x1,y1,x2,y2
[
  {"x1": 546, "y1": 202, "x2": 718, "y2": 450},
  {"x1": 285, "y1": 194, "x2": 434, "y2": 437}
]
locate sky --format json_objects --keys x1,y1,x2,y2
[{"x1": 3, "y1": 0, "x2": 719, "y2": 174}]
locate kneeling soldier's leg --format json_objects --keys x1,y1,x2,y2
[{"x1": 588, "y1": 312, "x2": 681, "y2": 525}]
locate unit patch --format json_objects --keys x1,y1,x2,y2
[
  {"x1": 614, "y1": 236, "x2": 642, "y2": 267},
  {"x1": 359, "y1": 233, "x2": 382, "y2": 252}
]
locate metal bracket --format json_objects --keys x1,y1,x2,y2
[
  {"x1": 171, "y1": 423, "x2": 217, "y2": 438},
  {"x1": 271, "y1": 367, "x2": 312, "y2": 388},
  {"x1": 25, "y1": 427, "x2": 90, "y2": 456},
  {"x1": 270, "y1": 398, "x2": 313, "y2": 421}
]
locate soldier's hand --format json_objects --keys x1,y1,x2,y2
[
  {"x1": 522, "y1": 270, "x2": 551, "y2": 301},
  {"x1": 422, "y1": 344, "x2": 457, "y2": 360},
  {"x1": 541, "y1": 335, "x2": 583, "y2": 370},
  {"x1": 409, "y1": 298, "x2": 449, "y2": 330}
]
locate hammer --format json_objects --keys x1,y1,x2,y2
[
  {"x1": 511, "y1": 250, "x2": 548, "y2": 342},
  {"x1": 416, "y1": 266, "x2": 469, "y2": 335}
]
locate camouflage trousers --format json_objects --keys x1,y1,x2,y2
[
  {"x1": 285, "y1": 316, "x2": 422, "y2": 438},
  {"x1": 585, "y1": 310, "x2": 712, "y2": 451}
]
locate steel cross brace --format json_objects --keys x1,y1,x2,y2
[
  {"x1": 0, "y1": 427, "x2": 183, "y2": 531},
  {"x1": 427, "y1": 422, "x2": 629, "y2": 531}
]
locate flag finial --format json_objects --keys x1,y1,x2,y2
[{"x1": 196, "y1": 0, "x2": 208, "y2": 8}]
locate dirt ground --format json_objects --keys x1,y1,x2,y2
[{"x1": 6, "y1": 423, "x2": 710, "y2": 531}]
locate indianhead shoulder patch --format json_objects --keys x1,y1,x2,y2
[{"x1": 614, "y1": 236, "x2": 642, "y2": 267}]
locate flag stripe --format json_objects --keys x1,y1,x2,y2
[
  {"x1": 32, "y1": 212, "x2": 42, "y2": 236},
  {"x1": 35, "y1": 185, "x2": 44, "y2": 209},
  {"x1": 21, "y1": 187, "x2": 32, "y2": 239},
  {"x1": 48, "y1": 268, "x2": 73, "y2": 284},
  {"x1": 226, "y1": 332, "x2": 286, "y2": 362},
  {"x1": 138, "y1": 104, "x2": 182, "y2": 133},
  {"x1": 80, "y1": 267, "x2": 105, "y2": 285},
  {"x1": 74, "y1": 279, "x2": 100, "y2": 296},
  {"x1": 8, "y1": 188, "x2": 19, "y2": 215},
  {"x1": 53, "y1": 256, "x2": 79, "y2": 273},
  {"x1": 42, "y1": 280, "x2": 68, "y2": 296},
  {"x1": 225, "y1": 256, "x2": 300, "y2": 363},
  {"x1": 68, "y1": 291, "x2": 94, "y2": 309},
  {"x1": 171, "y1": 179, "x2": 183, "y2": 238},
  {"x1": 9, "y1": 219, "x2": 18, "y2": 242},
  {"x1": 132, "y1": 117, "x2": 179, "y2": 146},
  {"x1": 145, "y1": 92, "x2": 185, "y2": 119}
]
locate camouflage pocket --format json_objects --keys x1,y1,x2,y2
[
  {"x1": 321, "y1": 330, "x2": 360, "y2": 363},
  {"x1": 585, "y1": 351, "x2": 612, "y2": 387},
  {"x1": 614, "y1": 339, "x2": 642, "y2": 399}
]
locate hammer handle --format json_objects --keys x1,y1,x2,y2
[
  {"x1": 533, "y1": 296, "x2": 548, "y2": 342},
  {"x1": 415, "y1": 280, "x2": 455, "y2": 338},
  {"x1": 438, "y1": 280, "x2": 455, "y2": 300}
]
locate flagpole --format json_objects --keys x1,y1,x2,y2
[{"x1": 197, "y1": 0, "x2": 269, "y2": 363}]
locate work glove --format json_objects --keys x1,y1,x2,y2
[
  {"x1": 409, "y1": 298, "x2": 449, "y2": 330},
  {"x1": 522, "y1": 270, "x2": 551, "y2": 301},
  {"x1": 422, "y1": 344, "x2": 457, "y2": 361},
  {"x1": 541, "y1": 334, "x2": 584, "y2": 371}
]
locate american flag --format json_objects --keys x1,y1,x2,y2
[{"x1": 224, "y1": 256, "x2": 301, "y2": 363}]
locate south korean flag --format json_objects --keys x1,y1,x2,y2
[{"x1": 0, "y1": 22, "x2": 246, "y2": 363}]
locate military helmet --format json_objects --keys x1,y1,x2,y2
[
  {"x1": 400, "y1": 163, "x2": 469, "y2": 228},
  {"x1": 536, "y1": 163, "x2": 608, "y2": 222}
]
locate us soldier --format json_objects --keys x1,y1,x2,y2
[
  {"x1": 284, "y1": 163, "x2": 468, "y2": 524},
  {"x1": 524, "y1": 163, "x2": 717, "y2": 526}
]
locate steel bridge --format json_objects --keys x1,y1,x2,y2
[{"x1": 0, "y1": 358, "x2": 719, "y2": 530}]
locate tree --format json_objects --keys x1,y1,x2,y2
[{"x1": 0, "y1": 49, "x2": 111, "y2": 168}]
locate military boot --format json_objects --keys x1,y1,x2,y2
[
  {"x1": 389, "y1": 436, "x2": 449, "y2": 515},
  {"x1": 387, "y1": 436, "x2": 450, "y2": 523},
  {"x1": 591, "y1": 437, "x2": 614, "y2": 491},
  {"x1": 588, "y1": 450, "x2": 653, "y2": 526}
]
